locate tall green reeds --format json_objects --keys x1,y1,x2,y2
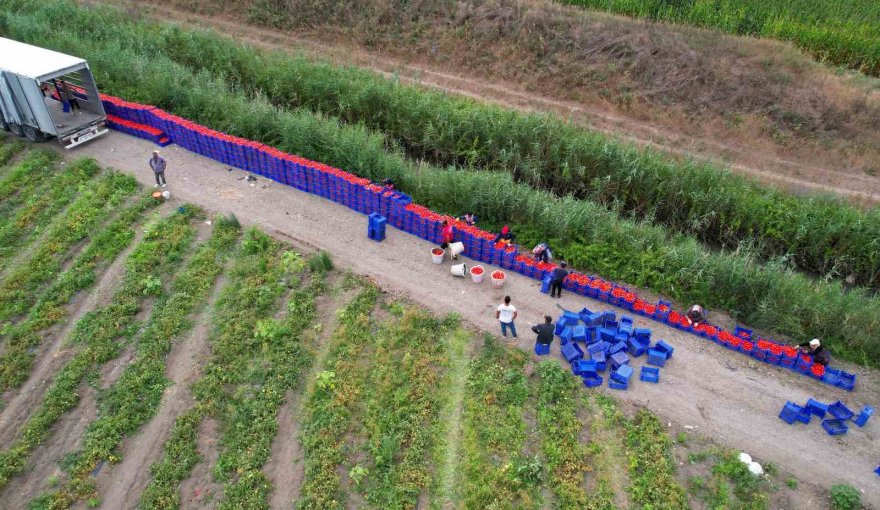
[
  {"x1": 3, "y1": 0, "x2": 880, "y2": 290},
  {"x1": 2, "y1": 1, "x2": 878, "y2": 365}
]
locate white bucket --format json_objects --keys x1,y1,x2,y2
[
  {"x1": 449, "y1": 242, "x2": 465, "y2": 257},
  {"x1": 470, "y1": 265, "x2": 485, "y2": 283},
  {"x1": 491, "y1": 271, "x2": 506, "y2": 288},
  {"x1": 432, "y1": 248, "x2": 445, "y2": 264},
  {"x1": 451, "y1": 263, "x2": 468, "y2": 277}
]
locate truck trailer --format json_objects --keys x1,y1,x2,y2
[{"x1": 0, "y1": 37, "x2": 108, "y2": 148}]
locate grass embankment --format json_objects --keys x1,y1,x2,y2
[
  {"x1": 4, "y1": 1, "x2": 880, "y2": 365},
  {"x1": 0, "y1": 208, "x2": 198, "y2": 489},
  {"x1": 560, "y1": 0, "x2": 880, "y2": 76},
  {"x1": 0, "y1": 149, "x2": 60, "y2": 225},
  {"x1": 10, "y1": 0, "x2": 880, "y2": 290},
  {"x1": 138, "y1": 229, "x2": 316, "y2": 509},
  {"x1": 0, "y1": 192, "x2": 159, "y2": 391},
  {"x1": 0, "y1": 138, "x2": 25, "y2": 170},
  {"x1": 29, "y1": 214, "x2": 240, "y2": 509}
]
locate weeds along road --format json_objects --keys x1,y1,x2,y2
[{"x1": 44, "y1": 131, "x2": 880, "y2": 506}]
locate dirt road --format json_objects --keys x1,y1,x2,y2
[
  {"x1": 115, "y1": 1, "x2": 880, "y2": 205},
  {"x1": 50, "y1": 131, "x2": 879, "y2": 506}
]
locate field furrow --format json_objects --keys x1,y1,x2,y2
[
  {"x1": 0, "y1": 208, "x2": 198, "y2": 490},
  {"x1": 25, "y1": 214, "x2": 240, "y2": 508},
  {"x1": 0, "y1": 193, "x2": 161, "y2": 391}
]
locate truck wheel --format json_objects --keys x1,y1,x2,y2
[
  {"x1": 0, "y1": 118, "x2": 9, "y2": 132},
  {"x1": 23, "y1": 126, "x2": 45, "y2": 143},
  {"x1": 8, "y1": 123, "x2": 23, "y2": 137}
]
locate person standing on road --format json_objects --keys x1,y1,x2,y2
[
  {"x1": 531, "y1": 315, "x2": 555, "y2": 347},
  {"x1": 150, "y1": 150, "x2": 167, "y2": 188},
  {"x1": 496, "y1": 295, "x2": 518, "y2": 338},
  {"x1": 549, "y1": 262, "x2": 569, "y2": 298}
]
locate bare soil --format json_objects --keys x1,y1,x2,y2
[
  {"x1": 52, "y1": 131, "x2": 880, "y2": 507},
  {"x1": 179, "y1": 417, "x2": 222, "y2": 510},
  {"x1": 116, "y1": 0, "x2": 880, "y2": 205}
]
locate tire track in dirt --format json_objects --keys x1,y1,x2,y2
[
  {"x1": 117, "y1": 2, "x2": 880, "y2": 205},
  {"x1": 95, "y1": 272, "x2": 228, "y2": 510},
  {"x1": 265, "y1": 273, "x2": 358, "y2": 509},
  {"x1": 0, "y1": 209, "x2": 156, "y2": 444},
  {"x1": 433, "y1": 329, "x2": 472, "y2": 510}
]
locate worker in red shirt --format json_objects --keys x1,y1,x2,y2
[{"x1": 440, "y1": 220, "x2": 458, "y2": 260}]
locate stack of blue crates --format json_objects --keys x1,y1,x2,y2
[{"x1": 368, "y1": 213, "x2": 387, "y2": 242}]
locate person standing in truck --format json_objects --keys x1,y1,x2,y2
[
  {"x1": 150, "y1": 150, "x2": 167, "y2": 188},
  {"x1": 60, "y1": 79, "x2": 80, "y2": 115}
]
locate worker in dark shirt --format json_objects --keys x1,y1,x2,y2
[
  {"x1": 797, "y1": 338, "x2": 831, "y2": 366},
  {"x1": 686, "y1": 304, "x2": 707, "y2": 326},
  {"x1": 549, "y1": 262, "x2": 569, "y2": 298},
  {"x1": 493, "y1": 225, "x2": 515, "y2": 246},
  {"x1": 532, "y1": 316, "x2": 555, "y2": 347}
]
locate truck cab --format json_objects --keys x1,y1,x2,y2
[{"x1": 0, "y1": 37, "x2": 108, "y2": 148}]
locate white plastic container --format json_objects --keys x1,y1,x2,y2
[
  {"x1": 432, "y1": 248, "x2": 445, "y2": 264},
  {"x1": 449, "y1": 241, "x2": 465, "y2": 257},
  {"x1": 491, "y1": 270, "x2": 506, "y2": 288},
  {"x1": 451, "y1": 263, "x2": 468, "y2": 277},
  {"x1": 470, "y1": 265, "x2": 485, "y2": 283}
]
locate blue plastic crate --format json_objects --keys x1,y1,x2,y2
[
  {"x1": 599, "y1": 328, "x2": 618, "y2": 342},
  {"x1": 610, "y1": 351, "x2": 629, "y2": 369},
  {"x1": 561, "y1": 342, "x2": 584, "y2": 363},
  {"x1": 590, "y1": 352, "x2": 607, "y2": 372},
  {"x1": 853, "y1": 406, "x2": 873, "y2": 427},
  {"x1": 602, "y1": 311, "x2": 616, "y2": 324},
  {"x1": 573, "y1": 359, "x2": 598, "y2": 376},
  {"x1": 779, "y1": 401, "x2": 803, "y2": 425},
  {"x1": 540, "y1": 275, "x2": 552, "y2": 294},
  {"x1": 587, "y1": 341, "x2": 609, "y2": 355},
  {"x1": 822, "y1": 418, "x2": 848, "y2": 436},
  {"x1": 585, "y1": 312, "x2": 604, "y2": 326},
  {"x1": 612, "y1": 364, "x2": 634, "y2": 383},
  {"x1": 534, "y1": 343, "x2": 550, "y2": 356},
  {"x1": 554, "y1": 321, "x2": 566, "y2": 336},
  {"x1": 560, "y1": 310, "x2": 581, "y2": 327},
  {"x1": 640, "y1": 366, "x2": 659, "y2": 383},
  {"x1": 805, "y1": 398, "x2": 829, "y2": 418},
  {"x1": 733, "y1": 326, "x2": 753, "y2": 340},
  {"x1": 608, "y1": 379, "x2": 628, "y2": 390},
  {"x1": 608, "y1": 341, "x2": 627, "y2": 355},
  {"x1": 368, "y1": 228, "x2": 385, "y2": 242},
  {"x1": 614, "y1": 331, "x2": 630, "y2": 344},
  {"x1": 605, "y1": 320, "x2": 619, "y2": 330},
  {"x1": 627, "y1": 337, "x2": 648, "y2": 357},
  {"x1": 646, "y1": 349, "x2": 666, "y2": 367},
  {"x1": 572, "y1": 325, "x2": 587, "y2": 343},
  {"x1": 654, "y1": 340, "x2": 674, "y2": 359},
  {"x1": 582, "y1": 375, "x2": 603, "y2": 388},
  {"x1": 837, "y1": 371, "x2": 856, "y2": 391},
  {"x1": 560, "y1": 326, "x2": 574, "y2": 344},
  {"x1": 828, "y1": 401, "x2": 854, "y2": 420},
  {"x1": 822, "y1": 367, "x2": 841, "y2": 386},
  {"x1": 634, "y1": 328, "x2": 651, "y2": 341}
]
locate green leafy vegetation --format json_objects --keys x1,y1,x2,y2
[
  {"x1": 29, "y1": 213, "x2": 240, "y2": 508},
  {"x1": 687, "y1": 449, "x2": 771, "y2": 510},
  {"x1": 624, "y1": 410, "x2": 688, "y2": 509},
  {"x1": 560, "y1": 0, "x2": 880, "y2": 76},
  {"x1": 0, "y1": 137, "x2": 25, "y2": 167},
  {"x1": 830, "y1": 483, "x2": 862, "y2": 510},
  {"x1": 4, "y1": 0, "x2": 880, "y2": 365},
  {"x1": 0, "y1": 208, "x2": 198, "y2": 489}
]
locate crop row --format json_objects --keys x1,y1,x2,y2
[
  {"x1": 623, "y1": 409, "x2": 689, "y2": 508},
  {"x1": 30, "y1": 214, "x2": 240, "y2": 508},
  {"x1": 297, "y1": 283, "x2": 378, "y2": 509},
  {"x1": 5, "y1": 4, "x2": 880, "y2": 365},
  {"x1": 0, "y1": 166, "x2": 139, "y2": 321},
  {"x1": 0, "y1": 155, "x2": 104, "y2": 273},
  {"x1": 460, "y1": 337, "x2": 543, "y2": 509},
  {"x1": 0, "y1": 191, "x2": 159, "y2": 391},
  {"x1": 138, "y1": 229, "x2": 319, "y2": 509},
  {"x1": 535, "y1": 361, "x2": 591, "y2": 509},
  {"x1": 0, "y1": 209, "x2": 197, "y2": 489},
  {"x1": 560, "y1": 0, "x2": 880, "y2": 76},
  {"x1": 0, "y1": 149, "x2": 58, "y2": 224},
  {"x1": 8, "y1": 0, "x2": 880, "y2": 289}
]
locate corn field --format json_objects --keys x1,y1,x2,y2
[{"x1": 560, "y1": 0, "x2": 880, "y2": 76}]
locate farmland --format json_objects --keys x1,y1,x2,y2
[
  {"x1": 560, "y1": 0, "x2": 880, "y2": 76},
  {"x1": 4, "y1": 0, "x2": 880, "y2": 366}
]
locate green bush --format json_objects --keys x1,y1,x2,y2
[{"x1": 830, "y1": 484, "x2": 862, "y2": 510}]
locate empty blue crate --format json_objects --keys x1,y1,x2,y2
[
  {"x1": 534, "y1": 343, "x2": 550, "y2": 356},
  {"x1": 608, "y1": 378, "x2": 628, "y2": 390},
  {"x1": 805, "y1": 398, "x2": 829, "y2": 418},
  {"x1": 561, "y1": 342, "x2": 584, "y2": 363},
  {"x1": 822, "y1": 418, "x2": 848, "y2": 436},
  {"x1": 582, "y1": 374, "x2": 603, "y2": 388},
  {"x1": 540, "y1": 275, "x2": 552, "y2": 294},
  {"x1": 610, "y1": 351, "x2": 629, "y2": 369},
  {"x1": 584, "y1": 312, "x2": 604, "y2": 326},
  {"x1": 837, "y1": 371, "x2": 856, "y2": 391},
  {"x1": 599, "y1": 327, "x2": 617, "y2": 342},
  {"x1": 640, "y1": 366, "x2": 660, "y2": 383},
  {"x1": 573, "y1": 359, "x2": 598, "y2": 377},
  {"x1": 608, "y1": 341, "x2": 627, "y2": 355},
  {"x1": 627, "y1": 337, "x2": 648, "y2": 357},
  {"x1": 590, "y1": 351, "x2": 607, "y2": 372},
  {"x1": 559, "y1": 326, "x2": 574, "y2": 345},
  {"x1": 572, "y1": 325, "x2": 588, "y2": 343},
  {"x1": 853, "y1": 406, "x2": 873, "y2": 427},
  {"x1": 587, "y1": 341, "x2": 609, "y2": 355},
  {"x1": 612, "y1": 364, "x2": 634, "y2": 384},
  {"x1": 828, "y1": 401, "x2": 854, "y2": 421},
  {"x1": 779, "y1": 401, "x2": 806, "y2": 425},
  {"x1": 653, "y1": 340, "x2": 674, "y2": 359},
  {"x1": 646, "y1": 349, "x2": 666, "y2": 367},
  {"x1": 634, "y1": 328, "x2": 651, "y2": 341}
]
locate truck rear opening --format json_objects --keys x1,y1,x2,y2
[{"x1": 0, "y1": 37, "x2": 108, "y2": 148}]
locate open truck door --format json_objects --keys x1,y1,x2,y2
[{"x1": 0, "y1": 37, "x2": 108, "y2": 148}]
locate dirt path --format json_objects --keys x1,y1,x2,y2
[
  {"x1": 179, "y1": 417, "x2": 221, "y2": 510},
  {"x1": 58, "y1": 132, "x2": 880, "y2": 506},
  {"x1": 120, "y1": 1, "x2": 880, "y2": 205},
  {"x1": 95, "y1": 273, "x2": 227, "y2": 510}
]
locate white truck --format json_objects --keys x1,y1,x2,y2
[{"x1": 0, "y1": 37, "x2": 108, "y2": 148}]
